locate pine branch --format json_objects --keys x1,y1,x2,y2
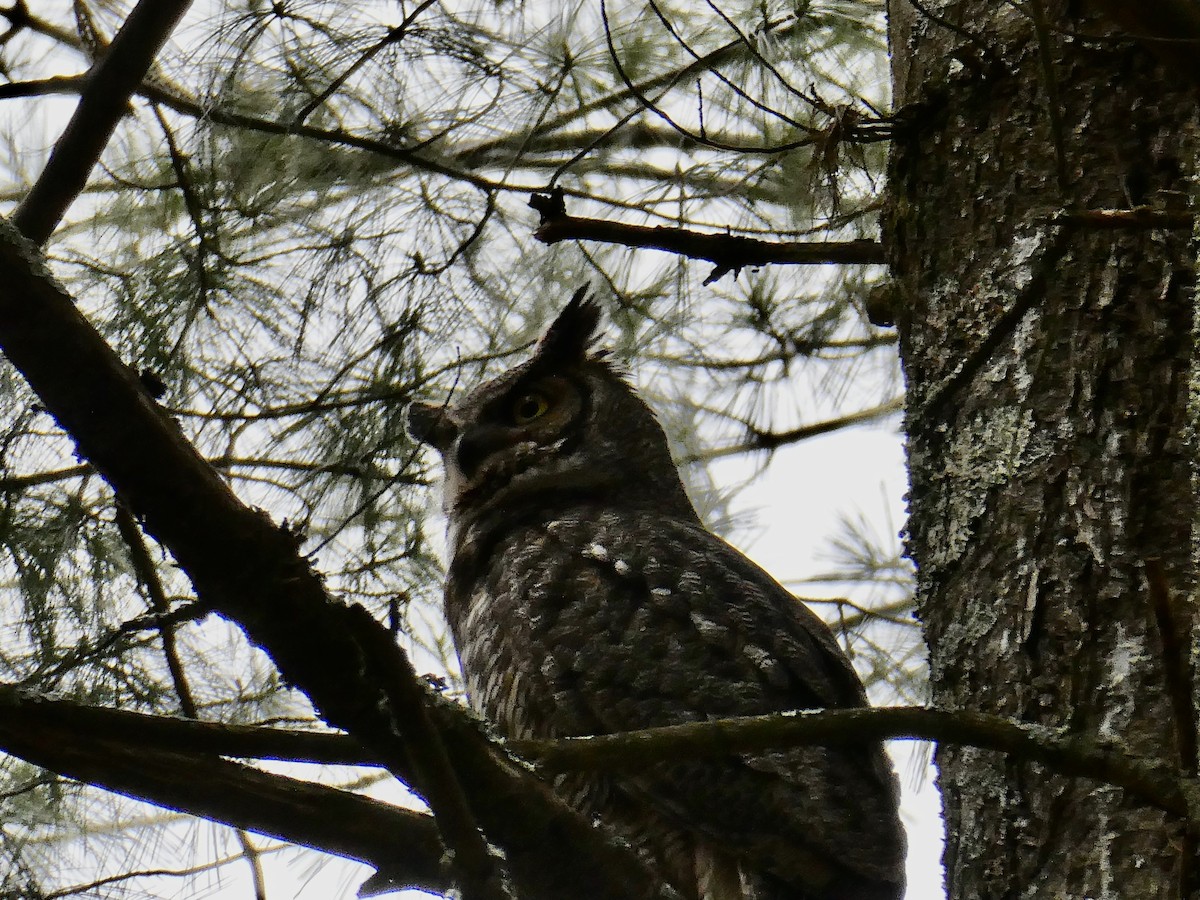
[
  {"x1": 0, "y1": 686, "x2": 448, "y2": 893},
  {"x1": 0, "y1": 76, "x2": 88, "y2": 100},
  {"x1": 530, "y1": 190, "x2": 884, "y2": 284},
  {"x1": 342, "y1": 605, "x2": 510, "y2": 900},
  {"x1": 680, "y1": 398, "x2": 904, "y2": 464},
  {"x1": 114, "y1": 503, "x2": 196, "y2": 716},
  {"x1": 0, "y1": 687, "x2": 369, "y2": 764},
  {"x1": 13, "y1": 0, "x2": 192, "y2": 244},
  {"x1": 509, "y1": 706, "x2": 1191, "y2": 823}
]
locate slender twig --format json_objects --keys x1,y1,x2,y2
[
  {"x1": 0, "y1": 66, "x2": 767, "y2": 223},
  {"x1": 681, "y1": 398, "x2": 903, "y2": 464},
  {"x1": 599, "y1": 0, "x2": 816, "y2": 154},
  {"x1": 292, "y1": 0, "x2": 438, "y2": 127},
  {"x1": 235, "y1": 832, "x2": 267, "y2": 900},
  {"x1": 114, "y1": 504, "x2": 197, "y2": 716},
  {"x1": 645, "y1": 334, "x2": 899, "y2": 370},
  {"x1": 647, "y1": 0, "x2": 817, "y2": 130},
  {"x1": 472, "y1": 12, "x2": 808, "y2": 164},
  {"x1": 802, "y1": 595, "x2": 919, "y2": 631},
  {"x1": 44, "y1": 853, "x2": 253, "y2": 900},
  {"x1": 151, "y1": 105, "x2": 216, "y2": 363}
]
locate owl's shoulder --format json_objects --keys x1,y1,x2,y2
[{"x1": 463, "y1": 506, "x2": 865, "y2": 713}]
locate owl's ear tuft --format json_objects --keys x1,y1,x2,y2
[
  {"x1": 537, "y1": 285, "x2": 603, "y2": 364},
  {"x1": 406, "y1": 402, "x2": 457, "y2": 452}
]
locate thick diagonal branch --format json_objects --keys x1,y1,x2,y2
[{"x1": 0, "y1": 687, "x2": 447, "y2": 892}]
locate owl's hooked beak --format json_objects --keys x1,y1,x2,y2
[{"x1": 406, "y1": 402, "x2": 458, "y2": 453}]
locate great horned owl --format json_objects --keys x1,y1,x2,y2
[{"x1": 407, "y1": 290, "x2": 906, "y2": 900}]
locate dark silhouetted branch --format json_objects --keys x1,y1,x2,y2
[
  {"x1": 13, "y1": 691, "x2": 1192, "y2": 830},
  {"x1": 531, "y1": 190, "x2": 883, "y2": 283},
  {"x1": 0, "y1": 688, "x2": 368, "y2": 765},
  {"x1": 0, "y1": 685, "x2": 447, "y2": 892},
  {"x1": 13, "y1": 0, "x2": 192, "y2": 244},
  {"x1": 681, "y1": 398, "x2": 903, "y2": 464},
  {"x1": 344, "y1": 606, "x2": 510, "y2": 900},
  {"x1": 0, "y1": 75, "x2": 88, "y2": 100}
]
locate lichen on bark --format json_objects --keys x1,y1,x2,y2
[{"x1": 887, "y1": 1, "x2": 1200, "y2": 896}]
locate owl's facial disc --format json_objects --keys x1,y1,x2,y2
[{"x1": 437, "y1": 373, "x2": 587, "y2": 515}]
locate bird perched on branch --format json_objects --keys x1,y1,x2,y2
[{"x1": 408, "y1": 289, "x2": 905, "y2": 900}]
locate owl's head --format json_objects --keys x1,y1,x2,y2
[{"x1": 407, "y1": 288, "x2": 698, "y2": 535}]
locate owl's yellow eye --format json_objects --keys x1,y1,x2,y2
[{"x1": 512, "y1": 391, "x2": 551, "y2": 424}]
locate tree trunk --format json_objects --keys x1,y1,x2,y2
[{"x1": 886, "y1": 3, "x2": 1198, "y2": 897}]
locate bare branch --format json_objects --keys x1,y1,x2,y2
[
  {"x1": 114, "y1": 504, "x2": 197, "y2": 717},
  {"x1": 1059, "y1": 206, "x2": 1193, "y2": 230},
  {"x1": 0, "y1": 76, "x2": 88, "y2": 100},
  {"x1": 681, "y1": 398, "x2": 903, "y2": 464},
  {"x1": 343, "y1": 606, "x2": 510, "y2": 900},
  {"x1": 531, "y1": 191, "x2": 883, "y2": 284},
  {"x1": 0, "y1": 686, "x2": 447, "y2": 892},
  {"x1": 15, "y1": 692, "x2": 1189, "y2": 833}
]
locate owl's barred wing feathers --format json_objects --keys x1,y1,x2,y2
[{"x1": 448, "y1": 508, "x2": 906, "y2": 900}]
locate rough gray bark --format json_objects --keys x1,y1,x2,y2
[{"x1": 886, "y1": 3, "x2": 1198, "y2": 897}]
